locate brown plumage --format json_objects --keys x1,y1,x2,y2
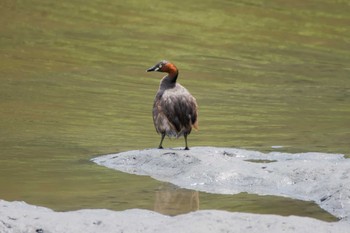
[{"x1": 147, "y1": 60, "x2": 198, "y2": 150}]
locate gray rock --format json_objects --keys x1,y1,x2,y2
[{"x1": 92, "y1": 147, "x2": 350, "y2": 222}]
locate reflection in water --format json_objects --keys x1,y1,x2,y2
[
  {"x1": 152, "y1": 184, "x2": 338, "y2": 222},
  {"x1": 154, "y1": 184, "x2": 199, "y2": 216}
]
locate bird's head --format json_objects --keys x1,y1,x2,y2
[{"x1": 146, "y1": 60, "x2": 177, "y2": 74}]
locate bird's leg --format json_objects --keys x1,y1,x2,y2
[
  {"x1": 158, "y1": 133, "x2": 165, "y2": 149},
  {"x1": 184, "y1": 134, "x2": 189, "y2": 150}
]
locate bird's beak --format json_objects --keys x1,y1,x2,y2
[{"x1": 146, "y1": 65, "x2": 159, "y2": 72}]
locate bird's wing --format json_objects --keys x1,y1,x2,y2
[
  {"x1": 153, "y1": 93, "x2": 175, "y2": 134},
  {"x1": 158, "y1": 87, "x2": 198, "y2": 132}
]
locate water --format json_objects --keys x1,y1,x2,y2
[{"x1": 1, "y1": 0, "x2": 349, "y2": 222}]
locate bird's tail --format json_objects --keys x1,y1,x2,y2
[{"x1": 192, "y1": 121, "x2": 199, "y2": 130}]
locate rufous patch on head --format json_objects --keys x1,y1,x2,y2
[{"x1": 162, "y1": 62, "x2": 177, "y2": 74}]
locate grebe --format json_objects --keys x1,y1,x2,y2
[{"x1": 147, "y1": 60, "x2": 198, "y2": 150}]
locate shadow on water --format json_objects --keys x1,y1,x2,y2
[{"x1": 0, "y1": 0, "x2": 349, "y2": 222}]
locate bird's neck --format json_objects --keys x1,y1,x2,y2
[{"x1": 160, "y1": 71, "x2": 178, "y2": 89}]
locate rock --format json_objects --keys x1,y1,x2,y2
[{"x1": 92, "y1": 147, "x2": 350, "y2": 222}]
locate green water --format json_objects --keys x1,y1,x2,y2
[{"x1": 1, "y1": 0, "x2": 349, "y2": 222}]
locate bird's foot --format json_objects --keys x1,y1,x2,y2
[
  {"x1": 184, "y1": 147, "x2": 189, "y2": 150},
  {"x1": 158, "y1": 146, "x2": 164, "y2": 149}
]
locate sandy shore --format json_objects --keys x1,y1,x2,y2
[
  {"x1": 1, "y1": 147, "x2": 349, "y2": 232},
  {"x1": 1, "y1": 200, "x2": 349, "y2": 233}
]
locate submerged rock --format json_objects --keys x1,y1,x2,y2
[{"x1": 92, "y1": 147, "x2": 350, "y2": 222}]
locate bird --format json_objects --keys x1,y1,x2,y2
[{"x1": 146, "y1": 60, "x2": 198, "y2": 150}]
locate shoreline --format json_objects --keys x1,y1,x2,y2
[
  {"x1": 1, "y1": 147, "x2": 349, "y2": 232},
  {"x1": 1, "y1": 199, "x2": 349, "y2": 233}
]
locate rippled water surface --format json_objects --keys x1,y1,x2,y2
[{"x1": 1, "y1": 0, "x2": 349, "y2": 221}]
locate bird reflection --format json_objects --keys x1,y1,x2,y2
[{"x1": 154, "y1": 183, "x2": 199, "y2": 216}]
